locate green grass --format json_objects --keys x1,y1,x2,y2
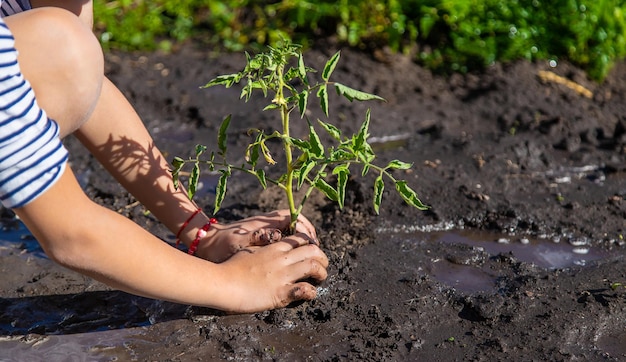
[{"x1": 94, "y1": 0, "x2": 626, "y2": 81}]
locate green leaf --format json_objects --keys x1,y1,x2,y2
[
  {"x1": 297, "y1": 160, "x2": 316, "y2": 189},
  {"x1": 329, "y1": 148, "x2": 353, "y2": 162},
  {"x1": 248, "y1": 52, "x2": 264, "y2": 70},
  {"x1": 195, "y1": 144, "x2": 207, "y2": 157},
  {"x1": 251, "y1": 79, "x2": 267, "y2": 96},
  {"x1": 263, "y1": 103, "x2": 280, "y2": 111},
  {"x1": 315, "y1": 178, "x2": 338, "y2": 201},
  {"x1": 261, "y1": 141, "x2": 276, "y2": 165},
  {"x1": 374, "y1": 174, "x2": 384, "y2": 214},
  {"x1": 354, "y1": 109, "x2": 370, "y2": 150},
  {"x1": 218, "y1": 115, "x2": 231, "y2": 155},
  {"x1": 285, "y1": 94, "x2": 299, "y2": 106},
  {"x1": 395, "y1": 180, "x2": 428, "y2": 210},
  {"x1": 171, "y1": 156, "x2": 185, "y2": 189},
  {"x1": 256, "y1": 169, "x2": 267, "y2": 189},
  {"x1": 245, "y1": 143, "x2": 259, "y2": 166},
  {"x1": 318, "y1": 120, "x2": 342, "y2": 141},
  {"x1": 246, "y1": 132, "x2": 263, "y2": 166},
  {"x1": 188, "y1": 162, "x2": 200, "y2": 200},
  {"x1": 202, "y1": 74, "x2": 240, "y2": 88},
  {"x1": 214, "y1": 169, "x2": 230, "y2": 215},
  {"x1": 317, "y1": 85, "x2": 329, "y2": 117},
  {"x1": 172, "y1": 171, "x2": 181, "y2": 190},
  {"x1": 290, "y1": 137, "x2": 310, "y2": 151},
  {"x1": 284, "y1": 68, "x2": 302, "y2": 84},
  {"x1": 209, "y1": 151, "x2": 216, "y2": 170},
  {"x1": 361, "y1": 163, "x2": 370, "y2": 176},
  {"x1": 334, "y1": 83, "x2": 385, "y2": 102},
  {"x1": 387, "y1": 160, "x2": 413, "y2": 170},
  {"x1": 333, "y1": 165, "x2": 349, "y2": 209},
  {"x1": 171, "y1": 156, "x2": 185, "y2": 170},
  {"x1": 298, "y1": 90, "x2": 309, "y2": 118},
  {"x1": 298, "y1": 52, "x2": 308, "y2": 85},
  {"x1": 241, "y1": 81, "x2": 254, "y2": 101},
  {"x1": 322, "y1": 51, "x2": 341, "y2": 81},
  {"x1": 308, "y1": 122, "x2": 324, "y2": 158},
  {"x1": 359, "y1": 142, "x2": 376, "y2": 163}
]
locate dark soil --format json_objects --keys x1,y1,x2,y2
[{"x1": 1, "y1": 42, "x2": 625, "y2": 361}]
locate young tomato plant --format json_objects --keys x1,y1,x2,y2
[{"x1": 171, "y1": 42, "x2": 427, "y2": 233}]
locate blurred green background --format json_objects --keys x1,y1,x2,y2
[{"x1": 94, "y1": 0, "x2": 626, "y2": 81}]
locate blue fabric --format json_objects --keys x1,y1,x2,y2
[
  {"x1": 1, "y1": 0, "x2": 31, "y2": 17},
  {"x1": 0, "y1": 15, "x2": 68, "y2": 208}
]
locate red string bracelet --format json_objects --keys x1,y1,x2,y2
[
  {"x1": 188, "y1": 218, "x2": 218, "y2": 255},
  {"x1": 175, "y1": 208, "x2": 202, "y2": 248}
]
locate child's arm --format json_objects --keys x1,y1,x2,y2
[{"x1": 14, "y1": 166, "x2": 328, "y2": 312}]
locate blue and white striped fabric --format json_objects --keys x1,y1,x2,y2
[
  {"x1": 0, "y1": 6, "x2": 69, "y2": 209},
  {"x1": 1, "y1": 0, "x2": 30, "y2": 17}
]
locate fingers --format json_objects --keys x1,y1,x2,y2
[
  {"x1": 273, "y1": 232, "x2": 318, "y2": 249},
  {"x1": 294, "y1": 214, "x2": 318, "y2": 245},
  {"x1": 267, "y1": 210, "x2": 318, "y2": 245},
  {"x1": 291, "y1": 246, "x2": 329, "y2": 279},
  {"x1": 250, "y1": 228, "x2": 283, "y2": 246},
  {"x1": 255, "y1": 241, "x2": 328, "y2": 277},
  {"x1": 248, "y1": 227, "x2": 316, "y2": 247},
  {"x1": 247, "y1": 222, "x2": 317, "y2": 249},
  {"x1": 273, "y1": 242, "x2": 329, "y2": 270},
  {"x1": 284, "y1": 283, "x2": 318, "y2": 304},
  {"x1": 275, "y1": 248, "x2": 329, "y2": 307}
]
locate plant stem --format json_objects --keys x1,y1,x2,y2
[{"x1": 276, "y1": 63, "x2": 298, "y2": 233}]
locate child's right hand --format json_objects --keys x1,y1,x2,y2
[{"x1": 215, "y1": 232, "x2": 329, "y2": 313}]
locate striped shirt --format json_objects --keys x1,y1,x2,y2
[
  {"x1": 0, "y1": 1, "x2": 69, "y2": 209},
  {"x1": 1, "y1": 0, "x2": 30, "y2": 17}
]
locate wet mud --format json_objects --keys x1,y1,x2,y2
[{"x1": 1, "y1": 43, "x2": 626, "y2": 361}]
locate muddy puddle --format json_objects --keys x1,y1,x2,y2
[
  {"x1": 376, "y1": 225, "x2": 615, "y2": 294},
  {"x1": 0, "y1": 328, "x2": 144, "y2": 361},
  {"x1": 596, "y1": 330, "x2": 626, "y2": 358},
  {"x1": 433, "y1": 230, "x2": 611, "y2": 293}
]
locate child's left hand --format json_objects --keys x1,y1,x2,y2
[{"x1": 195, "y1": 209, "x2": 318, "y2": 263}]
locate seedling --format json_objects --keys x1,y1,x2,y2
[{"x1": 172, "y1": 42, "x2": 427, "y2": 233}]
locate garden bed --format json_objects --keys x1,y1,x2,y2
[{"x1": 1, "y1": 42, "x2": 625, "y2": 360}]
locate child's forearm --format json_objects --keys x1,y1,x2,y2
[
  {"x1": 74, "y1": 77, "x2": 206, "y2": 246},
  {"x1": 15, "y1": 167, "x2": 327, "y2": 312},
  {"x1": 14, "y1": 167, "x2": 229, "y2": 308}
]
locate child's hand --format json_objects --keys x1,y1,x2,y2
[
  {"x1": 217, "y1": 233, "x2": 329, "y2": 313},
  {"x1": 196, "y1": 210, "x2": 318, "y2": 263}
]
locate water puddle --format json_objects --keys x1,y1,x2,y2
[
  {"x1": 435, "y1": 230, "x2": 610, "y2": 293},
  {"x1": 0, "y1": 221, "x2": 46, "y2": 258},
  {"x1": 435, "y1": 230, "x2": 609, "y2": 269},
  {"x1": 430, "y1": 261, "x2": 498, "y2": 293},
  {"x1": 369, "y1": 133, "x2": 410, "y2": 152},
  {"x1": 596, "y1": 330, "x2": 626, "y2": 359},
  {"x1": 384, "y1": 228, "x2": 614, "y2": 293},
  {"x1": 0, "y1": 328, "x2": 144, "y2": 361},
  {"x1": 533, "y1": 164, "x2": 607, "y2": 184}
]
